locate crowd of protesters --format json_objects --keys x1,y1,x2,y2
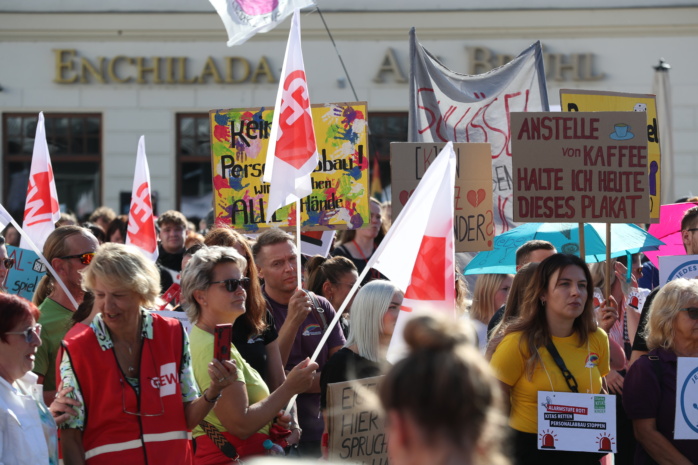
[{"x1": 2, "y1": 199, "x2": 698, "y2": 465}]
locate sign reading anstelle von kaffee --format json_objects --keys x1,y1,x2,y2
[{"x1": 512, "y1": 112, "x2": 649, "y2": 224}]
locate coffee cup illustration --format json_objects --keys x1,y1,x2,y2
[{"x1": 610, "y1": 123, "x2": 634, "y2": 140}]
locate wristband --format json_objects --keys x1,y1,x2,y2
[{"x1": 203, "y1": 388, "x2": 221, "y2": 404}]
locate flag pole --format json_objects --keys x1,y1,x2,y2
[
  {"x1": 316, "y1": 7, "x2": 360, "y2": 103},
  {"x1": 296, "y1": 200, "x2": 302, "y2": 287}
]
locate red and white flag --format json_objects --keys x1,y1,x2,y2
[
  {"x1": 370, "y1": 142, "x2": 457, "y2": 362},
  {"x1": 20, "y1": 112, "x2": 60, "y2": 252},
  {"x1": 263, "y1": 9, "x2": 318, "y2": 222},
  {"x1": 210, "y1": 0, "x2": 315, "y2": 47},
  {"x1": 126, "y1": 136, "x2": 158, "y2": 262}
]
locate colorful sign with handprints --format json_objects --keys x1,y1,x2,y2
[
  {"x1": 390, "y1": 142, "x2": 494, "y2": 253},
  {"x1": 210, "y1": 102, "x2": 370, "y2": 232}
]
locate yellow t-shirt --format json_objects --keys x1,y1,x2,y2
[
  {"x1": 490, "y1": 329, "x2": 610, "y2": 433},
  {"x1": 190, "y1": 326, "x2": 271, "y2": 438}
]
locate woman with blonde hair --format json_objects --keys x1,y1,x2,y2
[
  {"x1": 380, "y1": 313, "x2": 509, "y2": 465},
  {"x1": 624, "y1": 278, "x2": 698, "y2": 464},
  {"x1": 470, "y1": 273, "x2": 513, "y2": 351},
  {"x1": 59, "y1": 243, "x2": 235, "y2": 464}
]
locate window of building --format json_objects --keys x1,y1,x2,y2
[
  {"x1": 177, "y1": 113, "x2": 212, "y2": 223},
  {"x1": 368, "y1": 112, "x2": 408, "y2": 197},
  {"x1": 3, "y1": 113, "x2": 102, "y2": 222}
]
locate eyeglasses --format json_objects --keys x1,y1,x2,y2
[
  {"x1": 5, "y1": 323, "x2": 42, "y2": 343},
  {"x1": 210, "y1": 277, "x2": 250, "y2": 293},
  {"x1": 680, "y1": 307, "x2": 698, "y2": 320},
  {"x1": 59, "y1": 252, "x2": 95, "y2": 265},
  {"x1": 1, "y1": 258, "x2": 14, "y2": 269}
]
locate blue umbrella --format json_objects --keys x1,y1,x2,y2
[{"x1": 463, "y1": 222, "x2": 664, "y2": 275}]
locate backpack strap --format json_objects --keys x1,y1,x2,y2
[{"x1": 306, "y1": 291, "x2": 328, "y2": 334}]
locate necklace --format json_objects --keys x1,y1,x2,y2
[{"x1": 112, "y1": 315, "x2": 142, "y2": 375}]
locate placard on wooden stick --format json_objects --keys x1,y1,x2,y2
[
  {"x1": 390, "y1": 142, "x2": 494, "y2": 252},
  {"x1": 512, "y1": 111, "x2": 650, "y2": 224},
  {"x1": 327, "y1": 376, "x2": 387, "y2": 464}
]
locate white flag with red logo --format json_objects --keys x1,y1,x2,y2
[
  {"x1": 20, "y1": 112, "x2": 60, "y2": 252},
  {"x1": 369, "y1": 143, "x2": 457, "y2": 362},
  {"x1": 210, "y1": 0, "x2": 316, "y2": 47},
  {"x1": 263, "y1": 9, "x2": 318, "y2": 222},
  {"x1": 126, "y1": 136, "x2": 158, "y2": 262}
]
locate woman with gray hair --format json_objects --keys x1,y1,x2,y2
[
  {"x1": 319, "y1": 280, "x2": 403, "y2": 457},
  {"x1": 59, "y1": 243, "x2": 236, "y2": 465},
  {"x1": 181, "y1": 246, "x2": 318, "y2": 462},
  {"x1": 623, "y1": 278, "x2": 698, "y2": 464}
]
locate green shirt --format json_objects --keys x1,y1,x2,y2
[
  {"x1": 34, "y1": 298, "x2": 73, "y2": 392},
  {"x1": 190, "y1": 326, "x2": 271, "y2": 438}
]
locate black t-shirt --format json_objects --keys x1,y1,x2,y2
[
  {"x1": 320, "y1": 347, "x2": 382, "y2": 409},
  {"x1": 332, "y1": 245, "x2": 387, "y2": 285},
  {"x1": 232, "y1": 309, "x2": 278, "y2": 382},
  {"x1": 631, "y1": 286, "x2": 660, "y2": 353}
]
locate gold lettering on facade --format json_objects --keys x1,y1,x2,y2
[{"x1": 373, "y1": 48, "x2": 407, "y2": 83}]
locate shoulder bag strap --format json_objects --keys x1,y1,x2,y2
[
  {"x1": 199, "y1": 420, "x2": 241, "y2": 462},
  {"x1": 306, "y1": 291, "x2": 328, "y2": 334},
  {"x1": 545, "y1": 341, "x2": 579, "y2": 393}
]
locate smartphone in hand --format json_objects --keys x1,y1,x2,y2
[{"x1": 213, "y1": 324, "x2": 233, "y2": 361}]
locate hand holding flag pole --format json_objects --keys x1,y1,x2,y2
[{"x1": 283, "y1": 142, "x2": 458, "y2": 413}]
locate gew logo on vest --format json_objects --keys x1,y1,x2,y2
[{"x1": 151, "y1": 362, "x2": 177, "y2": 397}]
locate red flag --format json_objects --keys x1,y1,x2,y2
[
  {"x1": 20, "y1": 112, "x2": 60, "y2": 251},
  {"x1": 263, "y1": 9, "x2": 318, "y2": 222},
  {"x1": 126, "y1": 136, "x2": 159, "y2": 261},
  {"x1": 369, "y1": 143, "x2": 457, "y2": 362}
]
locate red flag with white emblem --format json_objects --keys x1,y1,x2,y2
[
  {"x1": 263, "y1": 9, "x2": 318, "y2": 222},
  {"x1": 20, "y1": 112, "x2": 61, "y2": 251},
  {"x1": 126, "y1": 136, "x2": 159, "y2": 262},
  {"x1": 370, "y1": 143, "x2": 457, "y2": 362}
]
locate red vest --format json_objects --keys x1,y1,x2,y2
[{"x1": 62, "y1": 314, "x2": 194, "y2": 465}]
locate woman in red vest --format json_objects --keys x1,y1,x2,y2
[{"x1": 58, "y1": 243, "x2": 236, "y2": 465}]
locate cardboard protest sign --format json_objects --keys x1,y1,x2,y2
[
  {"x1": 538, "y1": 391, "x2": 617, "y2": 453},
  {"x1": 210, "y1": 102, "x2": 370, "y2": 233},
  {"x1": 512, "y1": 112, "x2": 649, "y2": 223},
  {"x1": 560, "y1": 89, "x2": 660, "y2": 222},
  {"x1": 659, "y1": 255, "x2": 698, "y2": 286},
  {"x1": 674, "y1": 357, "x2": 698, "y2": 439},
  {"x1": 390, "y1": 142, "x2": 494, "y2": 252},
  {"x1": 5, "y1": 246, "x2": 47, "y2": 301},
  {"x1": 327, "y1": 376, "x2": 387, "y2": 464},
  {"x1": 300, "y1": 230, "x2": 335, "y2": 257}
]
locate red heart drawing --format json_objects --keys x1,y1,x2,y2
[
  {"x1": 467, "y1": 189, "x2": 486, "y2": 208},
  {"x1": 399, "y1": 189, "x2": 414, "y2": 206}
]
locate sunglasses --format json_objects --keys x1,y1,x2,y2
[
  {"x1": 59, "y1": 252, "x2": 95, "y2": 265},
  {"x1": 681, "y1": 307, "x2": 698, "y2": 320},
  {"x1": 211, "y1": 277, "x2": 250, "y2": 293},
  {"x1": 5, "y1": 323, "x2": 42, "y2": 343},
  {"x1": 1, "y1": 258, "x2": 14, "y2": 269}
]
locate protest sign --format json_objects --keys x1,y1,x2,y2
[
  {"x1": 659, "y1": 255, "x2": 698, "y2": 286},
  {"x1": 560, "y1": 89, "x2": 660, "y2": 222},
  {"x1": 327, "y1": 376, "x2": 387, "y2": 464},
  {"x1": 409, "y1": 30, "x2": 549, "y2": 236},
  {"x1": 674, "y1": 357, "x2": 698, "y2": 439},
  {"x1": 512, "y1": 111, "x2": 650, "y2": 223},
  {"x1": 390, "y1": 142, "x2": 494, "y2": 252},
  {"x1": 538, "y1": 391, "x2": 617, "y2": 453},
  {"x1": 300, "y1": 230, "x2": 335, "y2": 257},
  {"x1": 211, "y1": 102, "x2": 370, "y2": 233},
  {"x1": 5, "y1": 246, "x2": 47, "y2": 301}
]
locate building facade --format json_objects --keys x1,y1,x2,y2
[{"x1": 1, "y1": 1, "x2": 696, "y2": 222}]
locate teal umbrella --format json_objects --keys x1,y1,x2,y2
[{"x1": 463, "y1": 222, "x2": 664, "y2": 275}]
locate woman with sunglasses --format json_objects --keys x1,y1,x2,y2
[
  {"x1": 623, "y1": 278, "x2": 698, "y2": 464},
  {"x1": 181, "y1": 246, "x2": 318, "y2": 462},
  {"x1": 59, "y1": 243, "x2": 236, "y2": 465},
  {"x1": 0, "y1": 294, "x2": 58, "y2": 465}
]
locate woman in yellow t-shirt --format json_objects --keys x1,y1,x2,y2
[
  {"x1": 490, "y1": 254, "x2": 610, "y2": 465},
  {"x1": 181, "y1": 246, "x2": 319, "y2": 463}
]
